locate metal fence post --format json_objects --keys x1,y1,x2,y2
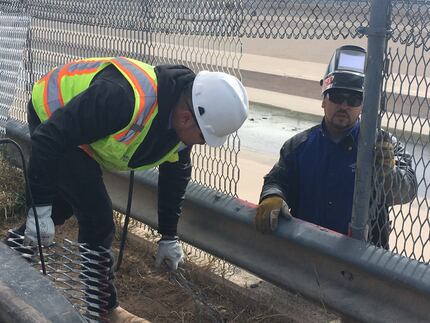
[{"x1": 350, "y1": 0, "x2": 391, "y2": 241}]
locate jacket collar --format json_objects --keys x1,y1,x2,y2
[{"x1": 320, "y1": 119, "x2": 360, "y2": 148}]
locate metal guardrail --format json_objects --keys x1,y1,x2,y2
[
  {"x1": 5, "y1": 119, "x2": 430, "y2": 323},
  {"x1": 105, "y1": 168, "x2": 430, "y2": 323}
]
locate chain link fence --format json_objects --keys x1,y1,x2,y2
[
  {"x1": 240, "y1": 0, "x2": 370, "y2": 39},
  {"x1": 1, "y1": 0, "x2": 244, "y2": 196},
  {"x1": 0, "y1": 0, "x2": 428, "y2": 264},
  {"x1": 0, "y1": 14, "x2": 29, "y2": 137},
  {"x1": 374, "y1": 1, "x2": 429, "y2": 263}
]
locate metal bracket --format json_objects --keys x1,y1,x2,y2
[{"x1": 357, "y1": 26, "x2": 393, "y2": 37}]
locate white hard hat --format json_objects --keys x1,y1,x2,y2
[{"x1": 191, "y1": 71, "x2": 249, "y2": 147}]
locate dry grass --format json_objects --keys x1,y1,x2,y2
[
  {"x1": 0, "y1": 152, "x2": 25, "y2": 226},
  {"x1": 52, "y1": 215, "x2": 289, "y2": 323},
  {"x1": 112, "y1": 233, "x2": 287, "y2": 323}
]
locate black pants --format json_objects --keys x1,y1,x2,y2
[{"x1": 28, "y1": 101, "x2": 118, "y2": 310}]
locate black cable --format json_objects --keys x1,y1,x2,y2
[
  {"x1": 0, "y1": 138, "x2": 47, "y2": 275},
  {"x1": 116, "y1": 170, "x2": 134, "y2": 271}
]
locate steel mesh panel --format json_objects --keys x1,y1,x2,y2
[
  {"x1": 0, "y1": 0, "x2": 24, "y2": 14},
  {"x1": 240, "y1": 0, "x2": 370, "y2": 39},
  {"x1": 391, "y1": 1, "x2": 430, "y2": 50},
  {"x1": 369, "y1": 37, "x2": 430, "y2": 263},
  {"x1": 7, "y1": 230, "x2": 115, "y2": 321},
  {"x1": 366, "y1": 1, "x2": 430, "y2": 263},
  {"x1": 0, "y1": 14, "x2": 29, "y2": 135}
]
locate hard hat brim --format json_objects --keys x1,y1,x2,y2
[{"x1": 201, "y1": 130, "x2": 228, "y2": 147}]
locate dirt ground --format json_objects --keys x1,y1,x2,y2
[
  {"x1": 0, "y1": 214, "x2": 293, "y2": 323},
  {"x1": 0, "y1": 153, "x2": 336, "y2": 323},
  {"x1": 0, "y1": 154, "x2": 26, "y2": 218}
]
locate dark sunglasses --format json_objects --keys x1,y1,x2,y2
[{"x1": 326, "y1": 91, "x2": 363, "y2": 108}]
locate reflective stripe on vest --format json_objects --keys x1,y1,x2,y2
[
  {"x1": 40, "y1": 59, "x2": 108, "y2": 118},
  {"x1": 110, "y1": 57, "x2": 158, "y2": 144},
  {"x1": 39, "y1": 57, "x2": 158, "y2": 145}
]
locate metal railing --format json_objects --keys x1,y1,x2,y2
[{"x1": 6, "y1": 118, "x2": 430, "y2": 322}]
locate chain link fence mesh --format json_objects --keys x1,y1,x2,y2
[
  {"x1": 0, "y1": 14, "x2": 29, "y2": 137},
  {"x1": 240, "y1": 0, "x2": 370, "y2": 39},
  {"x1": 2, "y1": 0, "x2": 244, "y2": 196},
  {"x1": 0, "y1": 0, "x2": 428, "y2": 263},
  {"x1": 369, "y1": 1, "x2": 430, "y2": 263}
]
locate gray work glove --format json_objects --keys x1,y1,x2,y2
[
  {"x1": 23, "y1": 205, "x2": 55, "y2": 246},
  {"x1": 155, "y1": 236, "x2": 184, "y2": 271},
  {"x1": 255, "y1": 196, "x2": 292, "y2": 234}
]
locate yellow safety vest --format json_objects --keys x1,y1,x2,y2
[{"x1": 31, "y1": 57, "x2": 179, "y2": 170}]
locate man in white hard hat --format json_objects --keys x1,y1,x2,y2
[{"x1": 9, "y1": 57, "x2": 248, "y2": 322}]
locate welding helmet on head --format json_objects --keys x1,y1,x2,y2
[
  {"x1": 191, "y1": 71, "x2": 249, "y2": 147},
  {"x1": 320, "y1": 45, "x2": 366, "y2": 95}
]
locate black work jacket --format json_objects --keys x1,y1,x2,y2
[{"x1": 28, "y1": 64, "x2": 195, "y2": 236}]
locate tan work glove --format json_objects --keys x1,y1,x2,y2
[
  {"x1": 375, "y1": 132, "x2": 395, "y2": 174},
  {"x1": 255, "y1": 196, "x2": 292, "y2": 234}
]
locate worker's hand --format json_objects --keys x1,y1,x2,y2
[
  {"x1": 375, "y1": 132, "x2": 395, "y2": 174},
  {"x1": 23, "y1": 205, "x2": 55, "y2": 247},
  {"x1": 155, "y1": 236, "x2": 184, "y2": 271},
  {"x1": 255, "y1": 196, "x2": 292, "y2": 234}
]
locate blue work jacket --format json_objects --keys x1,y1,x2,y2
[{"x1": 260, "y1": 118, "x2": 417, "y2": 248}]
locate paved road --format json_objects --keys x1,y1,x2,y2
[{"x1": 240, "y1": 38, "x2": 430, "y2": 119}]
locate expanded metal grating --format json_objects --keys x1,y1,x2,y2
[
  {"x1": 6, "y1": 230, "x2": 111, "y2": 321},
  {"x1": 6, "y1": 212, "x2": 235, "y2": 323}
]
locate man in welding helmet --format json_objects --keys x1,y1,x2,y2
[{"x1": 254, "y1": 45, "x2": 417, "y2": 248}]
